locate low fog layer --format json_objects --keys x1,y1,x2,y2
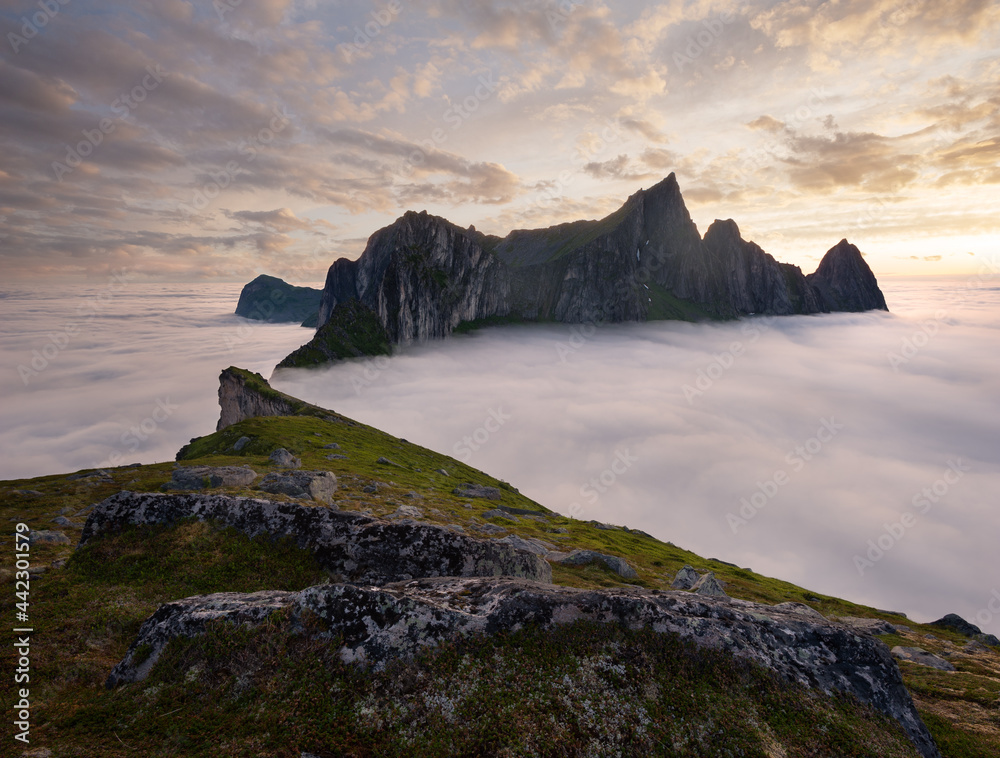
[
  {"x1": 0, "y1": 284, "x2": 305, "y2": 479},
  {"x1": 1, "y1": 278, "x2": 997, "y2": 635},
  {"x1": 273, "y1": 277, "x2": 1000, "y2": 634}
]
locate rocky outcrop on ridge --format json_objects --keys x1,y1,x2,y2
[
  {"x1": 291, "y1": 174, "x2": 889, "y2": 365},
  {"x1": 105, "y1": 576, "x2": 940, "y2": 758},
  {"x1": 214, "y1": 367, "x2": 334, "y2": 431},
  {"x1": 79, "y1": 491, "x2": 552, "y2": 586}
]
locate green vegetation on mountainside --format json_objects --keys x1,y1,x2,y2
[{"x1": 2, "y1": 393, "x2": 998, "y2": 756}]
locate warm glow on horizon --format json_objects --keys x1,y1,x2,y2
[{"x1": 0, "y1": 1, "x2": 997, "y2": 282}]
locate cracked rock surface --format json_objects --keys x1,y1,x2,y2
[{"x1": 107, "y1": 577, "x2": 938, "y2": 758}]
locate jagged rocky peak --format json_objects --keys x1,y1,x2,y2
[
  {"x1": 282, "y1": 173, "x2": 890, "y2": 368},
  {"x1": 807, "y1": 239, "x2": 889, "y2": 312}
]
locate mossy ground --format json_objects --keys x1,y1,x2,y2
[{"x1": 2, "y1": 402, "x2": 997, "y2": 756}]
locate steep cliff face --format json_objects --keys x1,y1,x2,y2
[
  {"x1": 297, "y1": 173, "x2": 888, "y2": 363},
  {"x1": 318, "y1": 211, "x2": 509, "y2": 345},
  {"x1": 214, "y1": 367, "x2": 332, "y2": 431}
]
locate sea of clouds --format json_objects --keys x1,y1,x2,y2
[{"x1": 2, "y1": 275, "x2": 998, "y2": 634}]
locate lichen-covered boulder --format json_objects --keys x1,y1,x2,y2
[
  {"x1": 557, "y1": 550, "x2": 638, "y2": 580},
  {"x1": 106, "y1": 577, "x2": 939, "y2": 758},
  {"x1": 80, "y1": 492, "x2": 551, "y2": 587},
  {"x1": 258, "y1": 471, "x2": 337, "y2": 503},
  {"x1": 166, "y1": 465, "x2": 257, "y2": 491}
]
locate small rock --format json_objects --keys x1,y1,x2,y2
[
  {"x1": 389, "y1": 505, "x2": 423, "y2": 520},
  {"x1": 692, "y1": 572, "x2": 728, "y2": 598},
  {"x1": 404, "y1": 491, "x2": 422, "y2": 499},
  {"x1": 834, "y1": 617, "x2": 898, "y2": 635},
  {"x1": 376, "y1": 456, "x2": 398, "y2": 466},
  {"x1": 963, "y1": 640, "x2": 990, "y2": 654},
  {"x1": 930, "y1": 613, "x2": 999, "y2": 645},
  {"x1": 891, "y1": 646, "x2": 956, "y2": 671},
  {"x1": 322, "y1": 443, "x2": 341, "y2": 450},
  {"x1": 29, "y1": 530, "x2": 70, "y2": 545},
  {"x1": 549, "y1": 527, "x2": 569, "y2": 534},
  {"x1": 232, "y1": 436, "x2": 252, "y2": 452},
  {"x1": 269, "y1": 448, "x2": 302, "y2": 468},
  {"x1": 588, "y1": 520, "x2": 621, "y2": 531},
  {"x1": 482, "y1": 508, "x2": 517, "y2": 521},
  {"x1": 58, "y1": 506, "x2": 74, "y2": 515},
  {"x1": 476, "y1": 523, "x2": 508, "y2": 536},
  {"x1": 258, "y1": 471, "x2": 338, "y2": 504},
  {"x1": 670, "y1": 565, "x2": 699, "y2": 590},
  {"x1": 559, "y1": 550, "x2": 638, "y2": 580},
  {"x1": 362, "y1": 483, "x2": 380, "y2": 494},
  {"x1": 52, "y1": 559, "x2": 67, "y2": 569},
  {"x1": 20, "y1": 748, "x2": 53, "y2": 757},
  {"x1": 498, "y1": 535, "x2": 550, "y2": 557},
  {"x1": 773, "y1": 602, "x2": 825, "y2": 620},
  {"x1": 28, "y1": 566, "x2": 46, "y2": 575},
  {"x1": 434, "y1": 468, "x2": 449, "y2": 476},
  {"x1": 453, "y1": 483, "x2": 501, "y2": 500},
  {"x1": 51, "y1": 515, "x2": 79, "y2": 528},
  {"x1": 168, "y1": 466, "x2": 258, "y2": 490},
  {"x1": 13, "y1": 489, "x2": 44, "y2": 497},
  {"x1": 325, "y1": 454, "x2": 348, "y2": 460},
  {"x1": 446, "y1": 524, "x2": 465, "y2": 533}
]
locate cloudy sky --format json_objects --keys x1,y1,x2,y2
[{"x1": 1, "y1": 0, "x2": 998, "y2": 282}]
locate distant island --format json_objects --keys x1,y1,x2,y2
[
  {"x1": 266, "y1": 173, "x2": 888, "y2": 369},
  {"x1": 234, "y1": 274, "x2": 322, "y2": 328}
]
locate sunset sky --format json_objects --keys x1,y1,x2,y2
[{"x1": 2, "y1": 0, "x2": 998, "y2": 282}]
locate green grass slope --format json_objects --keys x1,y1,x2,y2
[{"x1": 2, "y1": 394, "x2": 997, "y2": 756}]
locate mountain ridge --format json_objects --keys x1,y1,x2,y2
[{"x1": 285, "y1": 174, "x2": 888, "y2": 367}]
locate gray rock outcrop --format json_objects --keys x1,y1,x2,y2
[
  {"x1": 930, "y1": 612, "x2": 1000, "y2": 647},
  {"x1": 258, "y1": 471, "x2": 337, "y2": 503},
  {"x1": 268, "y1": 448, "x2": 301, "y2": 468},
  {"x1": 216, "y1": 368, "x2": 302, "y2": 431},
  {"x1": 557, "y1": 550, "x2": 638, "y2": 580},
  {"x1": 166, "y1": 465, "x2": 257, "y2": 491},
  {"x1": 691, "y1": 571, "x2": 728, "y2": 598},
  {"x1": 79, "y1": 491, "x2": 551, "y2": 587},
  {"x1": 670, "y1": 565, "x2": 700, "y2": 590},
  {"x1": 891, "y1": 646, "x2": 956, "y2": 672},
  {"x1": 453, "y1": 483, "x2": 502, "y2": 500},
  {"x1": 106, "y1": 577, "x2": 939, "y2": 758}
]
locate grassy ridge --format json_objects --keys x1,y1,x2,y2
[{"x1": 2, "y1": 400, "x2": 998, "y2": 756}]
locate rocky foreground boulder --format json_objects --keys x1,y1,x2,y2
[
  {"x1": 106, "y1": 576, "x2": 939, "y2": 758},
  {"x1": 80, "y1": 491, "x2": 551, "y2": 586}
]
